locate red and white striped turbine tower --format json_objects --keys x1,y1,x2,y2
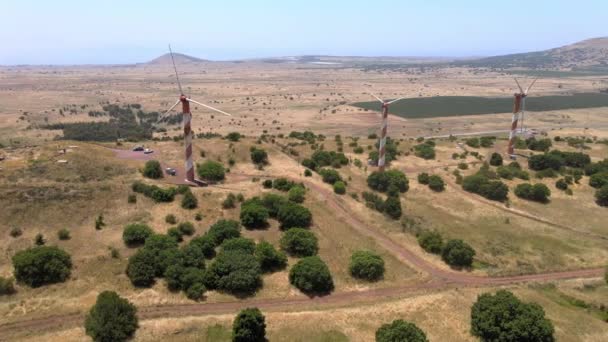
[
  {"x1": 162, "y1": 45, "x2": 232, "y2": 184},
  {"x1": 507, "y1": 78, "x2": 537, "y2": 158},
  {"x1": 369, "y1": 93, "x2": 406, "y2": 172}
]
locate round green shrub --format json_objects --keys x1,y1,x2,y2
[
  {"x1": 280, "y1": 228, "x2": 318, "y2": 257},
  {"x1": 349, "y1": 250, "x2": 385, "y2": 281}
]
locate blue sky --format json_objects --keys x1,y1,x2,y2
[{"x1": 0, "y1": 0, "x2": 606, "y2": 64}]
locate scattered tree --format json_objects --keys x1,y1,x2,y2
[
  {"x1": 280, "y1": 228, "x2": 318, "y2": 257},
  {"x1": 441, "y1": 239, "x2": 475, "y2": 268},
  {"x1": 471, "y1": 290, "x2": 554, "y2": 342},
  {"x1": 232, "y1": 307, "x2": 267, "y2": 342},
  {"x1": 333, "y1": 181, "x2": 346, "y2": 194},
  {"x1": 595, "y1": 185, "x2": 608, "y2": 207},
  {"x1": 428, "y1": 175, "x2": 445, "y2": 192},
  {"x1": 123, "y1": 223, "x2": 153, "y2": 247},
  {"x1": 349, "y1": 250, "x2": 385, "y2": 281},
  {"x1": 181, "y1": 190, "x2": 198, "y2": 209},
  {"x1": 383, "y1": 195, "x2": 402, "y2": 219},
  {"x1": 277, "y1": 202, "x2": 312, "y2": 229},
  {"x1": 489, "y1": 152, "x2": 503, "y2": 166},
  {"x1": 288, "y1": 185, "x2": 306, "y2": 203},
  {"x1": 376, "y1": 319, "x2": 428, "y2": 342},
  {"x1": 289, "y1": 256, "x2": 334, "y2": 295},
  {"x1": 197, "y1": 160, "x2": 225, "y2": 182},
  {"x1": 514, "y1": 183, "x2": 551, "y2": 203},
  {"x1": 0, "y1": 276, "x2": 16, "y2": 295},
  {"x1": 367, "y1": 170, "x2": 409, "y2": 193},
  {"x1": 85, "y1": 291, "x2": 139, "y2": 342},
  {"x1": 255, "y1": 241, "x2": 287, "y2": 272},
  {"x1": 142, "y1": 160, "x2": 163, "y2": 179},
  {"x1": 12, "y1": 246, "x2": 72, "y2": 287},
  {"x1": 240, "y1": 199, "x2": 270, "y2": 229},
  {"x1": 250, "y1": 147, "x2": 269, "y2": 165},
  {"x1": 417, "y1": 231, "x2": 443, "y2": 254}
]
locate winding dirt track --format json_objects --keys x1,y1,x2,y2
[{"x1": 1, "y1": 151, "x2": 603, "y2": 339}]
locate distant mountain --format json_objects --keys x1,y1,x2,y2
[
  {"x1": 459, "y1": 37, "x2": 608, "y2": 69},
  {"x1": 146, "y1": 53, "x2": 207, "y2": 65}
]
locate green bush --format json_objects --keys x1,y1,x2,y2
[
  {"x1": 304, "y1": 169, "x2": 312, "y2": 177},
  {"x1": 126, "y1": 249, "x2": 157, "y2": 287},
  {"x1": 197, "y1": 160, "x2": 225, "y2": 182},
  {"x1": 165, "y1": 214, "x2": 177, "y2": 224},
  {"x1": 190, "y1": 235, "x2": 217, "y2": 259},
  {"x1": 240, "y1": 199, "x2": 270, "y2": 229},
  {"x1": 9, "y1": 226, "x2": 22, "y2": 238},
  {"x1": 205, "y1": 250, "x2": 262, "y2": 294},
  {"x1": 280, "y1": 228, "x2": 318, "y2": 257},
  {"x1": 427, "y1": 175, "x2": 445, "y2": 192},
  {"x1": 58, "y1": 228, "x2": 71, "y2": 240},
  {"x1": 255, "y1": 241, "x2": 287, "y2": 272},
  {"x1": 181, "y1": 190, "x2": 198, "y2": 209},
  {"x1": 262, "y1": 179, "x2": 273, "y2": 188},
  {"x1": 311, "y1": 150, "x2": 349, "y2": 168},
  {"x1": 471, "y1": 290, "x2": 554, "y2": 342},
  {"x1": 489, "y1": 152, "x2": 503, "y2": 166},
  {"x1": 232, "y1": 307, "x2": 267, "y2": 342},
  {"x1": 528, "y1": 153, "x2": 563, "y2": 171},
  {"x1": 367, "y1": 170, "x2": 409, "y2": 193},
  {"x1": 462, "y1": 174, "x2": 508, "y2": 202},
  {"x1": 362, "y1": 191, "x2": 385, "y2": 212},
  {"x1": 288, "y1": 185, "x2": 306, "y2": 203},
  {"x1": 132, "y1": 181, "x2": 176, "y2": 202},
  {"x1": 0, "y1": 276, "x2": 16, "y2": 295},
  {"x1": 349, "y1": 250, "x2": 385, "y2": 281},
  {"x1": 383, "y1": 195, "x2": 402, "y2": 219},
  {"x1": 221, "y1": 237, "x2": 256, "y2": 255},
  {"x1": 250, "y1": 147, "x2": 269, "y2": 165},
  {"x1": 289, "y1": 256, "x2": 334, "y2": 295},
  {"x1": 85, "y1": 291, "x2": 138, "y2": 342},
  {"x1": 260, "y1": 193, "x2": 288, "y2": 217},
  {"x1": 168, "y1": 227, "x2": 184, "y2": 242},
  {"x1": 318, "y1": 168, "x2": 343, "y2": 184},
  {"x1": 12, "y1": 246, "x2": 72, "y2": 287},
  {"x1": 414, "y1": 142, "x2": 435, "y2": 160},
  {"x1": 207, "y1": 219, "x2": 241, "y2": 245},
  {"x1": 333, "y1": 181, "x2": 346, "y2": 194},
  {"x1": 515, "y1": 183, "x2": 551, "y2": 203},
  {"x1": 590, "y1": 172, "x2": 608, "y2": 189},
  {"x1": 417, "y1": 172, "x2": 429, "y2": 184},
  {"x1": 277, "y1": 202, "x2": 312, "y2": 229},
  {"x1": 596, "y1": 185, "x2": 608, "y2": 207},
  {"x1": 177, "y1": 222, "x2": 196, "y2": 236},
  {"x1": 273, "y1": 178, "x2": 296, "y2": 191},
  {"x1": 142, "y1": 160, "x2": 163, "y2": 179},
  {"x1": 417, "y1": 231, "x2": 443, "y2": 254},
  {"x1": 35, "y1": 233, "x2": 45, "y2": 245},
  {"x1": 376, "y1": 319, "x2": 428, "y2": 342},
  {"x1": 526, "y1": 137, "x2": 552, "y2": 152},
  {"x1": 226, "y1": 132, "x2": 242, "y2": 142},
  {"x1": 441, "y1": 239, "x2": 475, "y2": 268},
  {"x1": 466, "y1": 137, "x2": 480, "y2": 148},
  {"x1": 123, "y1": 223, "x2": 153, "y2": 247},
  {"x1": 222, "y1": 193, "x2": 237, "y2": 209},
  {"x1": 128, "y1": 194, "x2": 136, "y2": 204}
]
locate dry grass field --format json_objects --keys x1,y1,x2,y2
[{"x1": 1, "y1": 60, "x2": 607, "y2": 341}]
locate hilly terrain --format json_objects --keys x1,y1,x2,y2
[
  {"x1": 458, "y1": 37, "x2": 608, "y2": 70},
  {"x1": 146, "y1": 52, "x2": 208, "y2": 65}
]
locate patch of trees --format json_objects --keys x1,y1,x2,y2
[
  {"x1": 361, "y1": 191, "x2": 402, "y2": 219},
  {"x1": 589, "y1": 172, "x2": 608, "y2": 189},
  {"x1": 43, "y1": 103, "x2": 157, "y2": 141},
  {"x1": 142, "y1": 160, "x2": 163, "y2": 179},
  {"x1": 413, "y1": 140, "x2": 436, "y2": 160},
  {"x1": 462, "y1": 170, "x2": 509, "y2": 202},
  {"x1": 197, "y1": 160, "x2": 225, "y2": 182},
  {"x1": 376, "y1": 319, "x2": 428, "y2": 342},
  {"x1": 496, "y1": 162, "x2": 530, "y2": 180},
  {"x1": 272, "y1": 178, "x2": 297, "y2": 191},
  {"x1": 123, "y1": 223, "x2": 154, "y2": 247},
  {"x1": 280, "y1": 228, "x2": 318, "y2": 257},
  {"x1": 205, "y1": 249, "x2": 262, "y2": 295},
  {"x1": 427, "y1": 174, "x2": 445, "y2": 192},
  {"x1": 525, "y1": 137, "x2": 553, "y2": 152},
  {"x1": 221, "y1": 237, "x2": 256, "y2": 255},
  {"x1": 12, "y1": 246, "x2": 72, "y2": 287},
  {"x1": 584, "y1": 158, "x2": 608, "y2": 176},
  {"x1": 514, "y1": 183, "x2": 551, "y2": 203},
  {"x1": 85, "y1": 291, "x2": 139, "y2": 342},
  {"x1": 232, "y1": 307, "x2": 267, "y2": 342},
  {"x1": 349, "y1": 250, "x2": 385, "y2": 281},
  {"x1": 471, "y1": 290, "x2": 554, "y2": 342},
  {"x1": 241, "y1": 193, "x2": 312, "y2": 229},
  {"x1": 302, "y1": 150, "x2": 349, "y2": 170},
  {"x1": 289, "y1": 256, "x2": 334, "y2": 295},
  {"x1": 226, "y1": 132, "x2": 242, "y2": 142},
  {"x1": 367, "y1": 170, "x2": 409, "y2": 193},
  {"x1": 289, "y1": 130, "x2": 318, "y2": 143},
  {"x1": 131, "y1": 181, "x2": 176, "y2": 202},
  {"x1": 528, "y1": 150, "x2": 591, "y2": 171}
]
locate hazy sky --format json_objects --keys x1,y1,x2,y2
[{"x1": 1, "y1": 0, "x2": 606, "y2": 65}]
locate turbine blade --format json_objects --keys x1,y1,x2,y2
[
  {"x1": 162, "y1": 99, "x2": 181, "y2": 117},
  {"x1": 169, "y1": 44, "x2": 184, "y2": 95},
  {"x1": 369, "y1": 92, "x2": 384, "y2": 103},
  {"x1": 525, "y1": 78, "x2": 538, "y2": 94},
  {"x1": 187, "y1": 98, "x2": 232, "y2": 116},
  {"x1": 513, "y1": 78, "x2": 524, "y2": 93},
  {"x1": 388, "y1": 96, "x2": 406, "y2": 105}
]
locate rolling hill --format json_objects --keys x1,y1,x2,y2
[
  {"x1": 146, "y1": 52, "x2": 208, "y2": 65},
  {"x1": 458, "y1": 37, "x2": 608, "y2": 70}
]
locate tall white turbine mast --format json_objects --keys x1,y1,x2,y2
[
  {"x1": 161, "y1": 45, "x2": 232, "y2": 185},
  {"x1": 507, "y1": 77, "x2": 538, "y2": 158},
  {"x1": 368, "y1": 92, "x2": 406, "y2": 172}
]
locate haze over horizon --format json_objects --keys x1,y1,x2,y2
[{"x1": 1, "y1": 0, "x2": 607, "y2": 65}]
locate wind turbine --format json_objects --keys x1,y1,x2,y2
[
  {"x1": 368, "y1": 93, "x2": 406, "y2": 172},
  {"x1": 162, "y1": 45, "x2": 232, "y2": 185},
  {"x1": 507, "y1": 78, "x2": 537, "y2": 158}
]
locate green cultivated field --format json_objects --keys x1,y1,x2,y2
[{"x1": 352, "y1": 93, "x2": 608, "y2": 119}]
